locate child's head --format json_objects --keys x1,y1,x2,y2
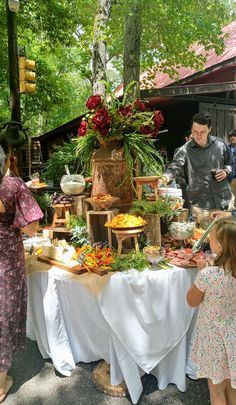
[{"x1": 210, "y1": 218, "x2": 236, "y2": 277}]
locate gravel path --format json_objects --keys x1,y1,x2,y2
[{"x1": 3, "y1": 339, "x2": 210, "y2": 405}]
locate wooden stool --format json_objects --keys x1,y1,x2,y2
[
  {"x1": 112, "y1": 227, "x2": 144, "y2": 255},
  {"x1": 86, "y1": 209, "x2": 119, "y2": 249},
  {"x1": 134, "y1": 176, "x2": 162, "y2": 200},
  {"x1": 51, "y1": 204, "x2": 73, "y2": 228}
]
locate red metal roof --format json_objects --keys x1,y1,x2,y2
[{"x1": 116, "y1": 20, "x2": 236, "y2": 97}]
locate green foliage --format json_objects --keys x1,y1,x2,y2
[
  {"x1": 111, "y1": 250, "x2": 150, "y2": 272},
  {"x1": 66, "y1": 214, "x2": 87, "y2": 230},
  {"x1": 66, "y1": 214, "x2": 89, "y2": 247},
  {"x1": 33, "y1": 193, "x2": 52, "y2": 211},
  {"x1": 0, "y1": 0, "x2": 234, "y2": 133},
  {"x1": 130, "y1": 198, "x2": 181, "y2": 219},
  {"x1": 66, "y1": 215, "x2": 89, "y2": 247},
  {"x1": 42, "y1": 141, "x2": 80, "y2": 182}
]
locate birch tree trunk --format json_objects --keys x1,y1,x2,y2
[
  {"x1": 123, "y1": 0, "x2": 142, "y2": 100},
  {"x1": 92, "y1": 0, "x2": 112, "y2": 96}
]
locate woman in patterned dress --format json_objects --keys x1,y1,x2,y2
[
  {"x1": 187, "y1": 218, "x2": 236, "y2": 405},
  {"x1": 0, "y1": 141, "x2": 43, "y2": 402}
]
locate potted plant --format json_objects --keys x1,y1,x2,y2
[
  {"x1": 130, "y1": 198, "x2": 182, "y2": 246},
  {"x1": 76, "y1": 83, "x2": 165, "y2": 208}
]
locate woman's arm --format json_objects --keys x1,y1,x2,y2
[
  {"x1": 21, "y1": 220, "x2": 39, "y2": 237},
  {"x1": 187, "y1": 283, "x2": 205, "y2": 307}
]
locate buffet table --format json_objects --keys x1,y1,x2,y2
[{"x1": 26, "y1": 257, "x2": 198, "y2": 404}]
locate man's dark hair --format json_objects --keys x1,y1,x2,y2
[
  {"x1": 191, "y1": 113, "x2": 212, "y2": 129},
  {"x1": 228, "y1": 129, "x2": 236, "y2": 140}
]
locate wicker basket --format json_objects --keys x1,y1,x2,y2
[{"x1": 85, "y1": 196, "x2": 119, "y2": 211}]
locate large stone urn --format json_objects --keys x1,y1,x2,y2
[{"x1": 91, "y1": 141, "x2": 134, "y2": 211}]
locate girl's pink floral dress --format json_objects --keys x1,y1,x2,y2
[
  {"x1": 191, "y1": 266, "x2": 236, "y2": 387},
  {"x1": 0, "y1": 176, "x2": 43, "y2": 371}
]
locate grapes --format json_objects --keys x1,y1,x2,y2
[{"x1": 52, "y1": 193, "x2": 75, "y2": 205}]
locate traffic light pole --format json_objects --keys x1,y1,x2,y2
[{"x1": 6, "y1": 0, "x2": 21, "y2": 123}]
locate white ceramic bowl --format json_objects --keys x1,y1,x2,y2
[{"x1": 60, "y1": 174, "x2": 86, "y2": 195}]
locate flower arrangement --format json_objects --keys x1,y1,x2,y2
[{"x1": 76, "y1": 83, "x2": 165, "y2": 180}]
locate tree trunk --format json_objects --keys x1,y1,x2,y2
[
  {"x1": 123, "y1": 0, "x2": 142, "y2": 100},
  {"x1": 92, "y1": 0, "x2": 112, "y2": 96}
]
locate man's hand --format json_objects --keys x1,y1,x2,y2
[
  {"x1": 215, "y1": 169, "x2": 228, "y2": 182},
  {"x1": 160, "y1": 175, "x2": 171, "y2": 185}
]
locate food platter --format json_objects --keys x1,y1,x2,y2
[
  {"x1": 165, "y1": 248, "x2": 205, "y2": 269},
  {"x1": 105, "y1": 223, "x2": 147, "y2": 230}
]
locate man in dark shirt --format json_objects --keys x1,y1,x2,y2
[
  {"x1": 227, "y1": 129, "x2": 236, "y2": 206},
  {"x1": 174, "y1": 131, "x2": 192, "y2": 210},
  {"x1": 163, "y1": 113, "x2": 234, "y2": 218}
]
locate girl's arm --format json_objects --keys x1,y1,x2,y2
[{"x1": 187, "y1": 283, "x2": 205, "y2": 307}]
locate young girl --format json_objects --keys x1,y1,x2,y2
[{"x1": 187, "y1": 218, "x2": 236, "y2": 405}]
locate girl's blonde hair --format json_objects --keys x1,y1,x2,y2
[{"x1": 213, "y1": 217, "x2": 236, "y2": 278}]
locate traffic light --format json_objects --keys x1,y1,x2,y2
[{"x1": 18, "y1": 56, "x2": 36, "y2": 93}]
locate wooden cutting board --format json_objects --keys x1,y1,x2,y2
[
  {"x1": 37, "y1": 256, "x2": 109, "y2": 276},
  {"x1": 38, "y1": 255, "x2": 87, "y2": 275}
]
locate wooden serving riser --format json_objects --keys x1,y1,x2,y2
[{"x1": 37, "y1": 255, "x2": 108, "y2": 276}]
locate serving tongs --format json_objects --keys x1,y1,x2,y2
[{"x1": 192, "y1": 216, "x2": 219, "y2": 253}]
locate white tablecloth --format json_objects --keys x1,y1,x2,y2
[{"x1": 27, "y1": 263, "x2": 197, "y2": 404}]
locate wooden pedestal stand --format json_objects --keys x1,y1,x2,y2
[
  {"x1": 51, "y1": 204, "x2": 73, "y2": 228},
  {"x1": 112, "y1": 227, "x2": 144, "y2": 255},
  {"x1": 134, "y1": 176, "x2": 161, "y2": 200},
  {"x1": 93, "y1": 361, "x2": 128, "y2": 397}
]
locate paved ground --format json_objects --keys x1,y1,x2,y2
[{"x1": 3, "y1": 339, "x2": 210, "y2": 405}]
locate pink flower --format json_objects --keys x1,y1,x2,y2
[
  {"x1": 134, "y1": 99, "x2": 146, "y2": 111},
  {"x1": 86, "y1": 95, "x2": 102, "y2": 110},
  {"x1": 153, "y1": 110, "x2": 164, "y2": 128},
  {"x1": 78, "y1": 121, "x2": 88, "y2": 137}
]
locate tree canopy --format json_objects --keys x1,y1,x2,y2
[{"x1": 0, "y1": 0, "x2": 235, "y2": 135}]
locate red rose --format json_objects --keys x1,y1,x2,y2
[
  {"x1": 139, "y1": 125, "x2": 153, "y2": 135},
  {"x1": 152, "y1": 129, "x2": 159, "y2": 138},
  {"x1": 86, "y1": 95, "x2": 102, "y2": 110},
  {"x1": 92, "y1": 108, "x2": 112, "y2": 129},
  {"x1": 78, "y1": 120, "x2": 88, "y2": 137},
  {"x1": 134, "y1": 99, "x2": 146, "y2": 111},
  {"x1": 118, "y1": 105, "x2": 132, "y2": 117},
  {"x1": 98, "y1": 126, "x2": 110, "y2": 136},
  {"x1": 153, "y1": 110, "x2": 164, "y2": 128}
]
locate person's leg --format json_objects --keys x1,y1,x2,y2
[
  {"x1": 225, "y1": 379, "x2": 236, "y2": 405},
  {"x1": 0, "y1": 371, "x2": 13, "y2": 403},
  {"x1": 208, "y1": 379, "x2": 227, "y2": 405}
]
